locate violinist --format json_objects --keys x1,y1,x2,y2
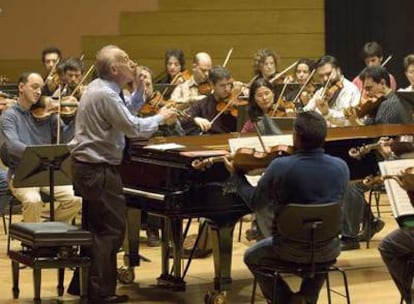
[
  {"x1": 180, "y1": 65, "x2": 236, "y2": 134},
  {"x1": 357, "y1": 65, "x2": 411, "y2": 125},
  {"x1": 224, "y1": 111, "x2": 349, "y2": 303},
  {"x1": 0, "y1": 72, "x2": 81, "y2": 223},
  {"x1": 399, "y1": 54, "x2": 414, "y2": 92},
  {"x1": 60, "y1": 57, "x2": 85, "y2": 100},
  {"x1": 284, "y1": 58, "x2": 316, "y2": 107},
  {"x1": 352, "y1": 41, "x2": 397, "y2": 92},
  {"x1": 41, "y1": 46, "x2": 62, "y2": 96},
  {"x1": 156, "y1": 49, "x2": 189, "y2": 99},
  {"x1": 240, "y1": 78, "x2": 282, "y2": 135},
  {"x1": 170, "y1": 51, "x2": 212, "y2": 104},
  {"x1": 137, "y1": 66, "x2": 185, "y2": 137},
  {"x1": 252, "y1": 48, "x2": 280, "y2": 82},
  {"x1": 304, "y1": 55, "x2": 360, "y2": 127}
]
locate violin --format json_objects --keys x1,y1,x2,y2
[
  {"x1": 363, "y1": 167, "x2": 414, "y2": 191},
  {"x1": 139, "y1": 91, "x2": 177, "y2": 115},
  {"x1": 215, "y1": 85, "x2": 248, "y2": 118},
  {"x1": 0, "y1": 92, "x2": 17, "y2": 112},
  {"x1": 198, "y1": 82, "x2": 212, "y2": 95},
  {"x1": 32, "y1": 96, "x2": 78, "y2": 120},
  {"x1": 348, "y1": 135, "x2": 414, "y2": 159},
  {"x1": 191, "y1": 144, "x2": 294, "y2": 173}
]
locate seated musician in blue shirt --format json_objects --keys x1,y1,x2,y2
[{"x1": 224, "y1": 111, "x2": 349, "y2": 304}]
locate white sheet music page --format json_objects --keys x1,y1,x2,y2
[
  {"x1": 228, "y1": 135, "x2": 293, "y2": 153},
  {"x1": 379, "y1": 159, "x2": 414, "y2": 218}
]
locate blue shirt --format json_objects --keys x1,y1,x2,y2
[
  {"x1": 236, "y1": 148, "x2": 350, "y2": 262},
  {"x1": 68, "y1": 78, "x2": 164, "y2": 165}
]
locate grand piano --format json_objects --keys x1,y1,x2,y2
[{"x1": 120, "y1": 124, "x2": 414, "y2": 302}]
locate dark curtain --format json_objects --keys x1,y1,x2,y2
[{"x1": 325, "y1": 0, "x2": 414, "y2": 88}]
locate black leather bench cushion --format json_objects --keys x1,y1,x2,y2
[{"x1": 9, "y1": 222, "x2": 92, "y2": 248}]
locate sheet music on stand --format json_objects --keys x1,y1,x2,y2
[
  {"x1": 379, "y1": 159, "x2": 414, "y2": 228},
  {"x1": 228, "y1": 134, "x2": 293, "y2": 186}
]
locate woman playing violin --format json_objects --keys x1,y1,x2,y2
[
  {"x1": 304, "y1": 55, "x2": 360, "y2": 127},
  {"x1": 240, "y1": 78, "x2": 282, "y2": 135},
  {"x1": 252, "y1": 48, "x2": 280, "y2": 82},
  {"x1": 180, "y1": 66, "x2": 237, "y2": 134},
  {"x1": 284, "y1": 58, "x2": 316, "y2": 107},
  {"x1": 156, "y1": 49, "x2": 190, "y2": 100}
]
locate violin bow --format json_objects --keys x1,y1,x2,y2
[
  {"x1": 45, "y1": 57, "x2": 61, "y2": 81},
  {"x1": 381, "y1": 55, "x2": 392, "y2": 67},
  {"x1": 70, "y1": 64, "x2": 95, "y2": 97},
  {"x1": 222, "y1": 47, "x2": 234, "y2": 68},
  {"x1": 271, "y1": 81, "x2": 289, "y2": 117},
  {"x1": 292, "y1": 69, "x2": 316, "y2": 111},
  {"x1": 56, "y1": 84, "x2": 62, "y2": 144},
  {"x1": 210, "y1": 85, "x2": 244, "y2": 125},
  {"x1": 253, "y1": 121, "x2": 267, "y2": 153},
  {"x1": 269, "y1": 61, "x2": 298, "y2": 83}
]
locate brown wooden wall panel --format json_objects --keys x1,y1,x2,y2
[
  {"x1": 120, "y1": 10, "x2": 324, "y2": 35},
  {"x1": 0, "y1": 60, "x2": 43, "y2": 83},
  {"x1": 159, "y1": 0, "x2": 323, "y2": 10},
  {"x1": 82, "y1": 34, "x2": 323, "y2": 60}
]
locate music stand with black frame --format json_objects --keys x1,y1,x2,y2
[{"x1": 12, "y1": 144, "x2": 73, "y2": 221}]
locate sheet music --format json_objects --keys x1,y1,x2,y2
[
  {"x1": 379, "y1": 159, "x2": 414, "y2": 218},
  {"x1": 228, "y1": 135, "x2": 293, "y2": 153},
  {"x1": 143, "y1": 143, "x2": 185, "y2": 151}
]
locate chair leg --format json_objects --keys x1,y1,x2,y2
[
  {"x1": 338, "y1": 267, "x2": 351, "y2": 304},
  {"x1": 375, "y1": 191, "x2": 381, "y2": 217},
  {"x1": 238, "y1": 218, "x2": 243, "y2": 242},
  {"x1": 33, "y1": 268, "x2": 41, "y2": 302},
  {"x1": 80, "y1": 266, "x2": 89, "y2": 299},
  {"x1": 11, "y1": 260, "x2": 19, "y2": 299},
  {"x1": 325, "y1": 272, "x2": 332, "y2": 304},
  {"x1": 251, "y1": 277, "x2": 257, "y2": 304},
  {"x1": 2, "y1": 213, "x2": 6, "y2": 235},
  {"x1": 57, "y1": 268, "x2": 65, "y2": 296}
]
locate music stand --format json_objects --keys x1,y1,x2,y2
[{"x1": 13, "y1": 145, "x2": 72, "y2": 221}]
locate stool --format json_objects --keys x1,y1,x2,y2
[{"x1": 8, "y1": 222, "x2": 92, "y2": 303}]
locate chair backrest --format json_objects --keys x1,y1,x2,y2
[{"x1": 277, "y1": 202, "x2": 341, "y2": 243}]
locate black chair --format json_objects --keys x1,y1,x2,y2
[
  {"x1": 251, "y1": 202, "x2": 351, "y2": 304},
  {"x1": 365, "y1": 182, "x2": 386, "y2": 249}
]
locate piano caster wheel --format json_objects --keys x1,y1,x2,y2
[
  {"x1": 118, "y1": 266, "x2": 135, "y2": 284},
  {"x1": 204, "y1": 291, "x2": 226, "y2": 304}
]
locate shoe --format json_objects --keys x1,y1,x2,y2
[
  {"x1": 341, "y1": 237, "x2": 360, "y2": 251},
  {"x1": 146, "y1": 228, "x2": 161, "y2": 247},
  {"x1": 89, "y1": 294, "x2": 129, "y2": 303},
  {"x1": 358, "y1": 218, "x2": 385, "y2": 242}
]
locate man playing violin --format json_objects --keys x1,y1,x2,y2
[
  {"x1": 0, "y1": 72, "x2": 81, "y2": 223},
  {"x1": 41, "y1": 46, "x2": 62, "y2": 96},
  {"x1": 340, "y1": 66, "x2": 411, "y2": 250},
  {"x1": 224, "y1": 111, "x2": 349, "y2": 303},
  {"x1": 304, "y1": 55, "x2": 360, "y2": 127},
  {"x1": 180, "y1": 65, "x2": 237, "y2": 134},
  {"x1": 352, "y1": 41, "x2": 397, "y2": 92},
  {"x1": 170, "y1": 51, "x2": 212, "y2": 104}
]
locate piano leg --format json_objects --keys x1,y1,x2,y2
[
  {"x1": 157, "y1": 216, "x2": 186, "y2": 291},
  {"x1": 209, "y1": 221, "x2": 237, "y2": 292}
]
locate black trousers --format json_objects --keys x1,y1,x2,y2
[{"x1": 72, "y1": 159, "x2": 126, "y2": 298}]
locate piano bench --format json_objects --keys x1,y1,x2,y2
[{"x1": 7, "y1": 222, "x2": 92, "y2": 303}]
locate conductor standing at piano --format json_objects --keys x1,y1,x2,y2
[{"x1": 68, "y1": 45, "x2": 176, "y2": 303}]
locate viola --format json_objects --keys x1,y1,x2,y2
[
  {"x1": 363, "y1": 167, "x2": 414, "y2": 191},
  {"x1": 192, "y1": 144, "x2": 294, "y2": 173},
  {"x1": 323, "y1": 80, "x2": 344, "y2": 103},
  {"x1": 215, "y1": 86, "x2": 248, "y2": 118}
]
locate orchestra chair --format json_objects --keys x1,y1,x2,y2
[
  {"x1": 7, "y1": 194, "x2": 91, "y2": 303},
  {"x1": 400, "y1": 257, "x2": 414, "y2": 304},
  {"x1": 365, "y1": 183, "x2": 386, "y2": 249},
  {"x1": 250, "y1": 202, "x2": 351, "y2": 304},
  {"x1": 0, "y1": 191, "x2": 11, "y2": 234}
]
